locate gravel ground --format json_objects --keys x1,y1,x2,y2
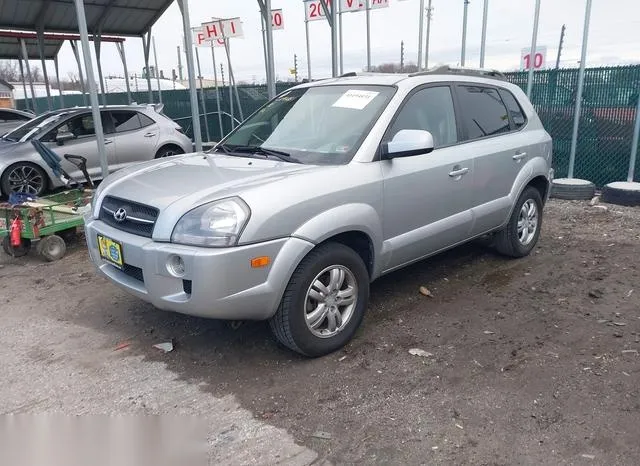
[{"x1": 1, "y1": 198, "x2": 639, "y2": 465}]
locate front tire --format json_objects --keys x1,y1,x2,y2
[
  {"x1": 1, "y1": 163, "x2": 48, "y2": 197},
  {"x1": 269, "y1": 243, "x2": 370, "y2": 357},
  {"x1": 495, "y1": 186, "x2": 543, "y2": 258}
]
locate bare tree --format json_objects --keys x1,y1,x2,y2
[
  {"x1": 370, "y1": 62, "x2": 419, "y2": 73},
  {"x1": 0, "y1": 61, "x2": 20, "y2": 82}
]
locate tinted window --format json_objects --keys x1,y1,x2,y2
[
  {"x1": 457, "y1": 86, "x2": 510, "y2": 140},
  {"x1": 112, "y1": 111, "x2": 142, "y2": 132},
  {"x1": 138, "y1": 113, "x2": 155, "y2": 128},
  {"x1": 60, "y1": 114, "x2": 96, "y2": 138},
  {"x1": 389, "y1": 86, "x2": 458, "y2": 148},
  {"x1": 498, "y1": 89, "x2": 526, "y2": 129}
]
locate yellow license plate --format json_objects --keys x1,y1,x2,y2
[{"x1": 97, "y1": 234, "x2": 124, "y2": 269}]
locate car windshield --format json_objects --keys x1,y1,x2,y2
[
  {"x1": 2, "y1": 111, "x2": 69, "y2": 142},
  {"x1": 218, "y1": 85, "x2": 396, "y2": 164}
]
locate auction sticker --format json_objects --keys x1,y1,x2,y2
[{"x1": 333, "y1": 90, "x2": 380, "y2": 110}]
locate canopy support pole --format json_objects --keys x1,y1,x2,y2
[
  {"x1": 70, "y1": 40, "x2": 88, "y2": 106},
  {"x1": 94, "y1": 30, "x2": 107, "y2": 105},
  {"x1": 152, "y1": 37, "x2": 163, "y2": 104},
  {"x1": 176, "y1": 0, "x2": 202, "y2": 152},
  {"x1": 73, "y1": 0, "x2": 109, "y2": 179},
  {"x1": 53, "y1": 54, "x2": 64, "y2": 108},
  {"x1": 17, "y1": 58, "x2": 30, "y2": 112},
  {"x1": 20, "y1": 39, "x2": 38, "y2": 113},
  {"x1": 142, "y1": 32, "x2": 153, "y2": 103},
  {"x1": 210, "y1": 44, "x2": 224, "y2": 140},
  {"x1": 115, "y1": 42, "x2": 132, "y2": 104},
  {"x1": 36, "y1": 29, "x2": 52, "y2": 110}
]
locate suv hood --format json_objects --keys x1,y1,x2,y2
[{"x1": 97, "y1": 152, "x2": 324, "y2": 221}]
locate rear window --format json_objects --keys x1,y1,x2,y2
[
  {"x1": 457, "y1": 86, "x2": 510, "y2": 140},
  {"x1": 499, "y1": 89, "x2": 527, "y2": 129}
]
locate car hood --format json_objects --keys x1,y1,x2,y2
[{"x1": 96, "y1": 153, "x2": 330, "y2": 236}]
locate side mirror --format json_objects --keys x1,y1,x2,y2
[
  {"x1": 56, "y1": 131, "x2": 75, "y2": 146},
  {"x1": 382, "y1": 129, "x2": 435, "y2": 159}
]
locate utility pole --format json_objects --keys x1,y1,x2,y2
[
  {"x1": 400, "y1": 41, "x2": 405, "y2": 72},
  {"x1": 177, "y1": 46, "x2": 183, "y2": 80},
  {"x1": 293, "y1": 54, "x2": 299, "y2": 82},
  {"x1": 461, "y1": 0, "x2": 470, "y2": 67},
  {"x1": 526, "y1": 0, "x2": 542, "y2": 98},
  {"x1": 425, "y1": 0, "x2": 433, "y2": 69},
  {"x1": 555, "y1": 24, "x2": 566, "y2": 69}
]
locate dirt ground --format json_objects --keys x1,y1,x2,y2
[{"x1": 1, "y1": 198, "x2": 639, "y2": 465}]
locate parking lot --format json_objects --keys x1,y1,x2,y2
[{"x1": 2, "y1": 198, "x2": 639, "y2": 464}]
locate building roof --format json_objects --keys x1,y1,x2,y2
[
  {"x1": 0, "y1": 78, "x2": 15, "y2": 90},
  {"x1": 0, "y1": 0, "x2": 175, "y2": 37}
]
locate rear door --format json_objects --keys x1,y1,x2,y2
[
  {"x1": 109, "y1": 110, "x2": 160, "y2": 169},
  {"x1": 453, "y1": 84, "x2": 531, "y2": 234},
  {"x1": 40, "y1": 111, "x2": 116, "y2": 180}
]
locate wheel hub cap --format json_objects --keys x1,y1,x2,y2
[
  {"x1": 517, "y1": 199, "x2": 539, "y2": 246},
  {"x1": 304, "y1": 265, "x2": 358, "y2": 338}
]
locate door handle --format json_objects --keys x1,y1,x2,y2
[
  {"x1": 513, "y1": 152, "x2": 527, "y2": 161},
  {"x1": 104, "y1": 139, "x2": 113, "y2": 145},
  {"x1": 449, "y1": 167, "x2": 469, "y2": 178},
  {"x1": 144, "y1": 132, "x2": 157, "y2": 137}
]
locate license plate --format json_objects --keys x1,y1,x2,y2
[{"x1": 97, "y1": 234, "x2": 124, "y2": 269}]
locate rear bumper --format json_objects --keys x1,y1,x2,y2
[{"x1": 84, "y1": 216, "x2": 314, "y2": 320}]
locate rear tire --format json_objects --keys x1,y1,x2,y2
[
  {"x1": 37, "y1": 235, "x2": 66, "y2": 262},
  {"x1": 495, "y1": 186, "x2": 543, "y2": 258},
  {"x1": 269, "y1": 243, "x2": 369, "y2": 357},
  {"x1": 2, "y1": 236, "x2": 31, "y2": 258}
]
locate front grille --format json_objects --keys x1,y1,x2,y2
[
  {"x1": 99, "y1": 196, "x2": 159, "y2": 238},
  {"x1": 122, "y1": 263, "x2": 144, "y2": 283}
]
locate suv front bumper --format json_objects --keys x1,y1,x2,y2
[{"x1": 84, "y1": 217, "x2": 314, "y2": 320}]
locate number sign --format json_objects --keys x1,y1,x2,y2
[
  {"x1": 272, "y1": 9, "x2": 284, "y2": 29},
  {"x1": 520, "y1": 46, "x2": 547, "y2": 70}
]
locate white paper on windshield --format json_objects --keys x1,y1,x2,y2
[{"x1": 332, "y1": 90, "x2": 380, "y2": 110}]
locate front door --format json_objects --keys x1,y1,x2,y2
[
  {"x1": 41, "y1": 111, "x2": 116, "y2": 180},
  {"x1": 381, "y1": 85, "x2": 476, "y2": 272}
]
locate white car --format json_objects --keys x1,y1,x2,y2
[{"x1": 0, "y1": 104, "x2": 192, "y2": 196}]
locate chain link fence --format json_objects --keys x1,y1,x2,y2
[{"x1": 16, "y1": 65, "x2": 640, "y2": 186}]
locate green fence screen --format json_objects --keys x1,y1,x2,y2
[{"x1": 16, "y1": 65, "x2": 640, "y2": 186}]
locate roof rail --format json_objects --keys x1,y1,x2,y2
[
  {"x1": 409, "y1": 65, "x2": 506, "y2": 80},
  {"x1": 339, "y1": 72, "x2": 357, "y2": 78}
]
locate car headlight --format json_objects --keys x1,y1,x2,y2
[{"x1": 171, "y1": 197, "x2": 250, "y2": 247}]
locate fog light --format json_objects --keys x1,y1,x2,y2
[{"x1": 167, "y1": 254, "x2": 186, "y2": 277}]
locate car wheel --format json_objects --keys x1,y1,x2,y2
[
  {"x1": 155, "y1": 146, "x2": 184, "y2": 159},
  {"x1": 1, "y1": 163, "x2": 47, "y2": 197},
  {"x1": 269, "y1": 243, "x2": 369, "y2": 357},
  {"x1": 494, "y1": 186, "x2": 543, "y2": 258},
  {"x1": 2, "y1": 235, "x2": 31, "y2": 258},
  {"x1": 37, "y1": 235, "x2": 67, "y2": 262}
]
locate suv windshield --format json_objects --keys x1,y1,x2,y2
[
  {"x1": 2, "y1": 111, "x2": 70, "y2": 142},
  {"x1": 219, "y1": 85, "x2": 396, "y2": 164}
]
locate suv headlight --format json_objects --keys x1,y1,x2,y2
[{"x1": 171, "y1": 197, "x2": 250, "y2": 247}]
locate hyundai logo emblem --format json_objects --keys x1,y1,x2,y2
[{"x1": 113, "y1": 207, "x2": 128, "y2": 222}]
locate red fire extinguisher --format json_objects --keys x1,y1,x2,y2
[{"x1": 10, "y1": 215, "x2": 23, "y2": 247}]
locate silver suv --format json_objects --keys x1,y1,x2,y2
[{"x1": 85, "y1": 67, "x2": 553, "y2": 357}]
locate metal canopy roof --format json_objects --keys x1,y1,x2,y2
[
  {"x1": 0, "y1": 0, "x2": 175, "y2": 37},
  {"x1": 0, "y1": 35, "x2": 62, "y2": 59},
  {"x1": 0, "y1": 30, "x2": 125, "y2": 60}
]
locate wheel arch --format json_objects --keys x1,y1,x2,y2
[{"x1": 154, "y1": 143, "x2": 185, "y2": 159}]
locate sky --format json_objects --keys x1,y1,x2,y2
[{"x1": 28, "y1": 0, "x2": 640, "y2": 85}]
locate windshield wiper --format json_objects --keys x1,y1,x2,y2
[{"x1": 223, "y1": 145, "x2": 302, "y2": 164}]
